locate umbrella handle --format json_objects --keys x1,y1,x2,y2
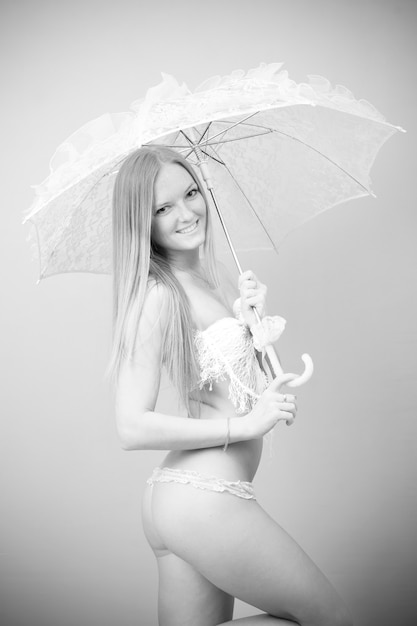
[
  {"x1": 266, "y1": 351, "x2": 314, "y2": 427},
  {"x1": 263, "y1": 328, "x2": 314, "y2": 388},
  {"x1": 253, "y1": 302, "x2": 314, "y2": 389},
  {"x1": 282, "y1": 353, "x2": 314, "y2": 388}
]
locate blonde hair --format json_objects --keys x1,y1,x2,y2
[{"x1": 108, "y1": 145, "x2": 219, "y2": 413}]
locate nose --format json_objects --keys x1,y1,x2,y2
[{"x1": 176, "y1": 200, "x2": 194, "y2": 221}]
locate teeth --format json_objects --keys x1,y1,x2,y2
[{"x1": 177, "y1": 221, "x2": 198, "y2": 234}]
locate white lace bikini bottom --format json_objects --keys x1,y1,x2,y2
[{"x1": 147, "y1": 466, "x2": 256, "y2": 500}]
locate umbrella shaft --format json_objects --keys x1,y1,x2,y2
[
  {"x1": 190, "y1": 135, "x2": 283, "y2": 378},
  {"x1": 208, "y1": 188, "x2": 243, "y2": 274},
  {"x1": 207, "y1": 183, "x2": 284, "y2": 377}
]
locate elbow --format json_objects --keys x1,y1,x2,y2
[
  {"x1": 116, "y1": 415, "x2": 148, "y2": 451},
  {"x1": 118, "y1": 427, "x2": 147, "y2": 451},
  {"x1": 119, "y1": 435, "x2": 136, "y2": 451}
]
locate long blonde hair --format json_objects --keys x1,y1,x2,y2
[{"x1": 108, "y1": 145, "x2": 219, "y2": 413}]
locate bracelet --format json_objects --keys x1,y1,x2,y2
[{"x1": 223, "y1": 417, "x2": 231, "y2": 452}]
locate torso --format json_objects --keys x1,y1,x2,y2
[{"x1": 160, "y1": 268, "x2": 264, "y2": 482}]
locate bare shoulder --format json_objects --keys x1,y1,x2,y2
[
  {"x1": 131, "y1": 280, "x2": 169, "y2": 333},
  {"x1": 117, "y1": 281, "x2": 169, "y2": 404},
  {"x1": 142, "y1": 280, "x2": 170, "y2": 322}
]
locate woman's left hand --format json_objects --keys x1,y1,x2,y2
[{"x1": 238, "y1": 270, "x2": 267, "y2": 327}]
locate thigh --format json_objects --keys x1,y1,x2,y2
[
  {"x1": 151, "y1": 482, "x2": 348, "y2": 626},
  {"x1": 142, "y1": 483, "x2": 234, "y2": 626},
  {"x1": 157, "y1": 552, "x2": 234, "y2": 626}
]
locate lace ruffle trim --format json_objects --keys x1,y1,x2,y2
[
  {"x1": 250, "y1": 315, "x2": 287, "y2": 351},
  {"x1": 24, "y1": 62, "x2": 396, "y2": 223},
  {"x1": 147, "y1": 467, "x2": 255, "y2": 499},
  {"x1": 232, "y1": 297, "x2": 287, "y2": 351},
  {"x1": 194, "y1": 318, "x2": 268, "y2": 414}
]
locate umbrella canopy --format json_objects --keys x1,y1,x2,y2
[{"x1": 24, "y1": 63, "x2": 403, "y2": 280}]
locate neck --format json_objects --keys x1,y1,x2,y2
[{"x1": 166, "y1": 248, "x2": 202, "y2": 274}]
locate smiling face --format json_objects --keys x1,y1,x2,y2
[{"x1": 151, "y1": 162, "x2": 207, "y2": 258}]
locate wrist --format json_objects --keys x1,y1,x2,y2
[{"x1": 230, "y1": 415, "x2": 253, "y2": 442}]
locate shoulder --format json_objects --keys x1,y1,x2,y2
[
  {"x1": 123, "y1": 280, "x2": 170, "y2": 354},
  {"x1": 139, "y1": 279, "x2": 171, "y2": 332},
  {"x1": 144, "y1": 279, "x2": 169, "y2": 310}
]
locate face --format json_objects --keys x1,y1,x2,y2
[{"x1": 151, "y1": 162, "x2": 207, "y2": 256}]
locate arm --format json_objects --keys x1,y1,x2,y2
[
  {"x1": 115, "y1": 283, "x2": 297, "y2": 452},
  {"x1": 114, "y1": 283, "x2": 247, "y2": 451}
]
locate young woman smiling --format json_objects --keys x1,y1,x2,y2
[{"x1": 110, "y1": 145, "x2": 352, "y2": 626}]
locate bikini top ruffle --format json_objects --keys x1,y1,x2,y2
[{"x1": 194, "y1": 300, "x2": 286, "y2": 414}]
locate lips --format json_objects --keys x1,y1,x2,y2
[{"x1": 176, "y1": 220, "x2": 198, "y2": 234}]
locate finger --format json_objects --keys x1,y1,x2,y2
[
  {"x1": 276, "y1": 410, "x2": 296, "y2": 423},
  {"x1": 240, "y1": 281, "x2": 257, "y2": 293},
  {"x1": 245, "y1": 294, "x2": 263, "y2": 305},
  {"x1": 277, "y1": 393, "x2": 296, "y2": 403},
  {"x1": 238, "y1": 270, "x2": 256, "y2": 285},
  {"x1": 269, "y1": 372, "x2": 299, "y2": 392},
  {"x1": 242, "y1": 287, "x2": 258, "y2": 297},
  {"x1": 276, "y1": 398, "x2": 297, "y2": 411}
]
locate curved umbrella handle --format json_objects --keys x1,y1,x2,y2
[
  {"x1": 264, "y1": 348, "x2": 314, "y2": 427},
  {"x1": 265, "y1": 344, "x2": 314, "y2": 388},
  {"x1": 284, "y1": 353, "x2": 314, "y2": 388}
]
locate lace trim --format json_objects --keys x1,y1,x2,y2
[
  {"x1": 232, "y1": 297, "x2": 287, "y2": 350},
  {"x1": 25, "y1": 63, "x2": 391, "y2": 224},
  {"x1": 24, "y1": 63, "x2": 401, "y2": 278},
  {"x1": 250, "y1": 315, "x2": 286, "y2": 351},
  {"x1": 194, "y1": 317, "x2": 268, "y2": 414},
  {"x1": 147, "y1": 467, "x2": 256, "y2": 500}
]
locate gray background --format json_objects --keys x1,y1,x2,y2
[{"x1": 1, "y1": 0, "x2": 416, "y2": 624}]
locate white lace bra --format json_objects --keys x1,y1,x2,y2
[{"x1": 193, "y1": 303, "x2": 286, "y2": 414}]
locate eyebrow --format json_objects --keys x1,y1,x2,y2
[{"x1": 154, "y1": 182, "x2": 197, "y2": 209}]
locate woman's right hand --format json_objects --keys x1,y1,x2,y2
[{"x1": 242, "y1": 373, "x2": 298, "y2": 439}]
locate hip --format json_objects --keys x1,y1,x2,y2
[{"x1": 161, "y1": 435, "x2": 263, "y2": 483}]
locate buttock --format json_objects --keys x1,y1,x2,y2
[
  {"x1": 147, "y1": 466, "x2": 256, "y2": 500},
  {"x1": 142, "y1": 466, "x2": 256, "y2": 557}
]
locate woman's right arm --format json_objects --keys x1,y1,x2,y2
[{"x1": 115, "y1": 284, "x2": 296, "y2": 451}]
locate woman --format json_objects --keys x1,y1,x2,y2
[{"x1": 110, "y1": 146, "x2": 352, "y2": 626}]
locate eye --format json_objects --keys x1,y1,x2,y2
[
  {"x1": 155, "y1": 205, "x2": 169, "y2": 216},
  {"x1": 187, "y1": 187, "x2": 198, "y2": 198}
]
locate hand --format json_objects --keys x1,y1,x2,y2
[
  {"x1": 238, "y1": 270, "x2": 267, "y2": 327},
  {"x1": 242, "y1": 373, "x2": 298, "y2": 438}
]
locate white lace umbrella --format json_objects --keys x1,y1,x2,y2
[{"x1": 24, "y1": 63, "x2": 403, "y2": 385}]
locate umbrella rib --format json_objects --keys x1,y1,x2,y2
[
  {"x1": 204, "y1": 112, "x2": 260, "y2": 143},
  {"x1": 270, "y1": 129, "x2": 374, "y2": 194},
  {"x1": 43, "y1": 156, "x2": 128, "y2": 270},
  {"x1": 203, "y1": 130, "x2": 274, "y2": 146},
  {"x1": 194, "y1": 122, "x2": 213, "y2": 146},
  {"x1": 178, "y1": 126, "x2": 227, "y2": 166},
  {"x1": 205, "y1": 122, "x2": 373, "y2": 195},
  {"x1": 179, "y1": 128, "x2": 209, "y2": 159},
  {"x1": 199, "y1": 115, "x2": 374, "y2": 194},
  {"x1": 216, "y1": 157, "x2": 278, "y2": 253}
]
